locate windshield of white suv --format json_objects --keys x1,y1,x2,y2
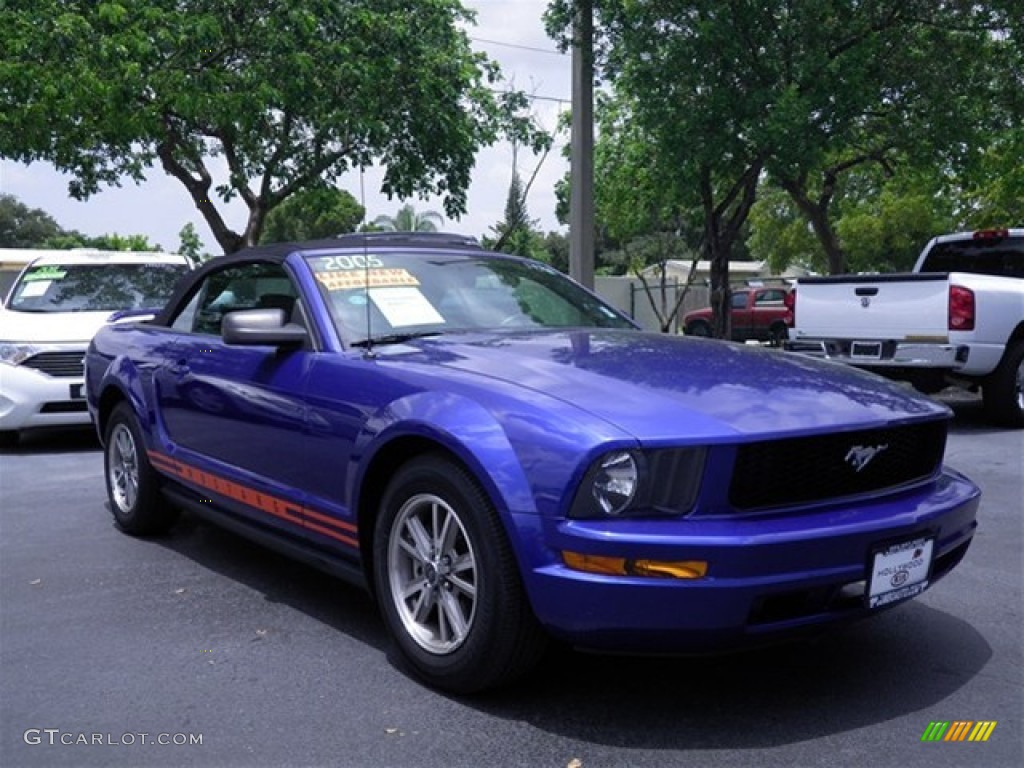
[
  {"x1": 6, "y1": 263, "x2": 185, "y2": 313},
  {"x1": 305, "y1": 250, "x2": 634, "y2": 344}
]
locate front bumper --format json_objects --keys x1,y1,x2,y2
[
  {"x1": 519, "y1": 469, "x2": 979, "y2": 652},
  {"x1": 0, "y1": 352, "x2": 91, "y2": 431}
]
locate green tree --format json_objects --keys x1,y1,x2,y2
[
  {"x1": 748, "y1": 185, "x2": 821, "y2": 274},
  {"x1": 0, "y1": 194, "x2": 63, "y2": 247},
  {"x1": 763, "y1": 4, "x2": 1006, "y2": 274},
  {"x1": 548, "y1": 1, "x2": 1008, "y2": 336},
  {"x1": 1, "y1": 0, "x2": 548, "y2": 254},
  {"x1": 485, "y1": 169, "x2": 547, "y2": 261},
  {"x1": 42, "y1": 231, "x2": 162, "y2": 251},
  {"x1": 177, "y1": 222, "x2": 209, "y2": 264},
  {"x1": 260, "y1": 186, "x2": 364, "y2": 244},
  {"x1": 371, "y1": 204, "x2": 444, "y2": 232}
]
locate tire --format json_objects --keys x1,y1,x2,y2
[
  {"x1": 373, "y1": 454, "x2": 547, "y2": 694},
  {"x1": 982, "y1": 341, "x2": 1024, "y2": 428},
  {"x1": 104, "y1": 402, "x2": 179, "y2": 535},
  {"x1": 686, "y1": 320, "x2": 711, "y2": 338},
  {"x1": 768, "y1": 322, "x2": 789, "y2": 348}
]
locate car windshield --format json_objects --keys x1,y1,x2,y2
[
  {"x1": 6, "y1": 263, "x2": 185, "y2": 313},
  {"x1": 305, "y1": 250, "x2": 634, "y2": 343}
]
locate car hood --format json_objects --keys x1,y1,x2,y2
[
  {"x1": 380, "y1": 330, "x2": 948, "y2": 441},
  {"x1": 0, "y1": 309, "x2": 119, "y2": 343}
]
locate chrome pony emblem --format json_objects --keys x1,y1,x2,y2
[{"x1": 845, "y1": 444, "x2": 889, "y2": 472}]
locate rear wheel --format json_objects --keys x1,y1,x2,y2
[
  {"x1": 983, "y1": 341, "x2": 1024, "y2": 428},
  {"x1": 373, "y1": 454, "x2": 547, "y2": 693},
  {"x1": 104, "y1": 403, "x2": 179, "y2": 534},
  {"x1": 768, "y1": 322, "x2": 789, "y2": 347}
]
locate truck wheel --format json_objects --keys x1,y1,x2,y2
[
  {"x1": 983, "y1": 341, "x2": 1024, "y2": 428},
  {"x1": 768, "y1": 322, "x2": 789, "y2": 347},
  {"x1": 686, "y1": 320, "x2": 711, "y2": 337},
  {"x1": 104, "y1": 403, "x2": 180, "y2": 534},
  {"x1": 373, "y1": 453, "x2": 547, "y2": 693}
]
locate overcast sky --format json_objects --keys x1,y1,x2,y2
[{"x1": 0, "y1": 1, "x2": 571, "y2": 254}]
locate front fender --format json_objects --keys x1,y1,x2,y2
[{"x1": 352, "y1": 391, "x2": 537, "y2": 520}]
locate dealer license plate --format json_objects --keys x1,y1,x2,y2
[
  {"x1": 851, "y1": 341, "x2": 882, "y2": 359},
  {"x1": 868, "y1": 537, "x2": 934, "y2": 608}
]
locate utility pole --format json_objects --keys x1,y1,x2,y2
[{"x1": 569, "y1": 0, "x2": 594, "y2": 289}]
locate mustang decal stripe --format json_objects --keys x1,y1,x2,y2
[
  {"x1": 148, "y1": 451, "x2": 358, "y2": 549},
  {"x1": 302, "y1": 505, "x2": 357, "y2": 534}
]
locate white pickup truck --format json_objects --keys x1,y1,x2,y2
[{"x1": 786, "y1": 228, "x2": 1024, "y2": 427}]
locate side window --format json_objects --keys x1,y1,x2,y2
[
  {"x1": 755, "y1": 289, "x2": 786, "y2": 305},
  {"x1": 731, "y1": 293, "x2": 748, "y2": 309},
  {"x1": 168, "y1": 262, "x2": 300, "y2": 336}
]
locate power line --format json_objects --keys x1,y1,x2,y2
[{"x1": 470, "y1": 36, "x2": 567, "y2": 57}]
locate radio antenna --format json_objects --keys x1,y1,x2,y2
[{"x1": 359, "y1": 168, "x2": 375, "y2": 359}]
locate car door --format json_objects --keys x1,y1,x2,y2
[
  {"x1": 751, "y1": 288, "x2": 788, "y2": 340},
  {"x1": 154, "y1": 261, "x2": 313, "y2": 517},
  {"x1": 730, "y1": 291, "x2": 753, "y2": 339}
]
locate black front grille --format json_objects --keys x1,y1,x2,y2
[
  {"x1": 21, "y1": 351, "x2": 85, "y2": 377},
  {"x1": 729, "y1": 420, "x2": 947, "y2": 511}
]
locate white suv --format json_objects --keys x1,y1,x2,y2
[{"x1": 0, "y1": 250, "x2": 190, "y2": 444}]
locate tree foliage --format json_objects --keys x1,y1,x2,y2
[
  {"x1": 0, "y1": 194, "x2": 63, "y2": 248},
  {"x1": 1, "y1": 0, "x2": 549, "y2": 253},
  {"x1": 0, "y1": 193, "x2": 161, "y2": 251},
  {"x1": 485, "y1": 169, "x2": 548, "y2": 261},
  {"x1": 260, "y1": 186, "x2": 364, "y2": 244},
  {"x1": 371, "y1": 203, "x2": 444, "y2": 232},
  {"x1": 547, "y1": 1, "x2": 1014, "y2": 336}
]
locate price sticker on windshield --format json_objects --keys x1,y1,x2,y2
[{"x1": 316, "y1": 268, "x2": 419, "y2": 292}]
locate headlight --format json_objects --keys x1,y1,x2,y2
[
  {"x1": 591, "y1": 451, "x2": 638, "y2": 515},
  {"x1": 569, "y1": 448, "x2": 706, "y2": 519},
  {"x1": 0, "y1": 342, "x2": 44, "y2": 366}
]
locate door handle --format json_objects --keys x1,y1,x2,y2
[{"x1": 855, "y1": 287, "x2": 879, "y2": 297}]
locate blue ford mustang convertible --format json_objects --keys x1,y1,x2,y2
[{"x1": 85, "y1": 233, "x2": 980, "y2": 693}]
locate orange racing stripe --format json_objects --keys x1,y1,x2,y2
[{"x1": 148, "y1": 450, "x2": 358, "y2": 549}]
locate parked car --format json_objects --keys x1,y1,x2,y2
[
  {"x1": 85, "y1": 233, "x2": 979, "y2": 693},
  {"x1": 786, "y1": 228, "x2": 1024, "y2": 426},
  {"x1": 0, "y1": 249, "x2": 40, "y2": 305},
  {"x1": 683, "y1": 285, "x2": 793, "y2": 345},
  {"x1": 0, "y1": 250, "x2": 190, "y2": 445}
]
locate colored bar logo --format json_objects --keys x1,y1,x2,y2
[{"x1": 921, "y1": 721, "x2": 996, "y2": 742}]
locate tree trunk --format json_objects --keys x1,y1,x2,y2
[
  {"x1": 699, "y1": 161, "x2": 762, "y2": 339},
  {"x1": 779, "y1": 177, "x2": 847, "y2": 274}
]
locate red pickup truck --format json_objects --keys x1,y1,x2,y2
[{"x1": 683, "y1": 286, "x2": 793, "y2": 345}]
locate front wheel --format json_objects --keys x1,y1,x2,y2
[
  {"x1": 373, "y1": 454, "x2": 547, "y2": 693},
  {"x1": 983, "y1": 341, "x2": 1024, "y2": 428},
  {"x1": 104, "y1": 403, "x2": 179, "y2": 534}
]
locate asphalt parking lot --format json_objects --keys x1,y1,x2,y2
[{"x1": 1, "y1": 396, "x2": 1021, "y2": 768}]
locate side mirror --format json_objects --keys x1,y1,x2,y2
[
  {"x1": 221, "y1": 308, "x2": 308, "y2": 348},
  {"x1": 107, "y1": 308, "x2": 158, "y2": 324}
]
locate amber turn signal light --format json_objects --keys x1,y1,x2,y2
[{"x1": 562, "y1": 551, "x2": 708, "y2": 579}]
